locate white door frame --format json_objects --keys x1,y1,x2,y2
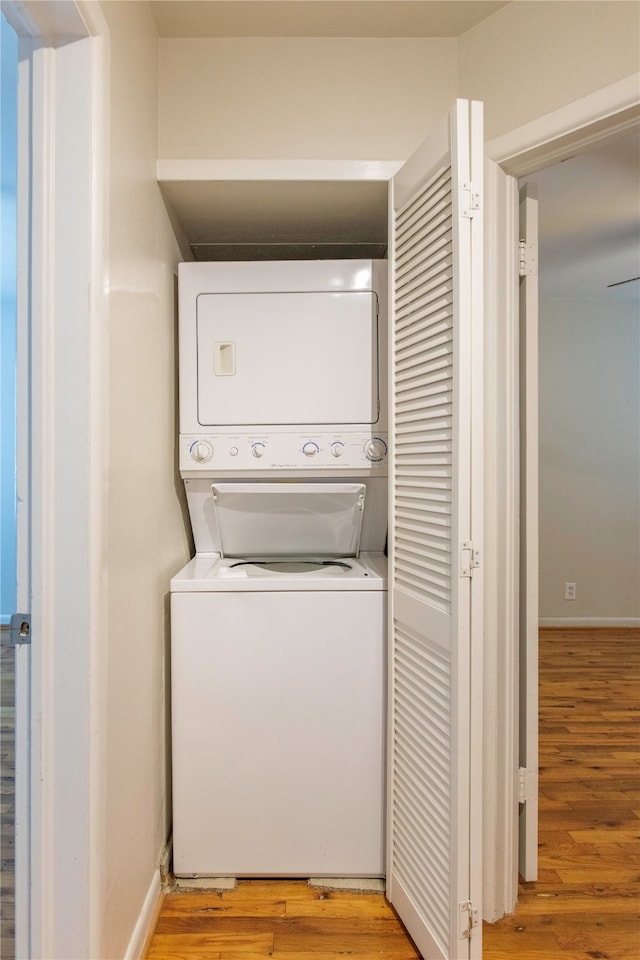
[
  {"x1": 6, "y1": 1, "x2": 109, "y2": 955},
  {"x1": 482, "y1": 72, "x2": 640, "y2": 919}
]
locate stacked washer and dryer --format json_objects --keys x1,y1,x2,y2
[{"x1": 171, "y1": 259, "x2": 389, "y2": 879}]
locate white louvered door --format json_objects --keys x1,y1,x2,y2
[{"x1": 387, "y1": 100, "x2": 483, "y2": 960}]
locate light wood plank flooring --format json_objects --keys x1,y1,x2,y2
[
  {"x1": 0, "y1": 634, "x2": 15, "y2": 960},
  {"x1": 147, "y1": 882, "x2": 420, "y2": 959},
  {"x1": 147, "y1": 627, "x2": 639, "y2": 959},
  {"x1": 483, "y1": 627, "x2": 640, "y2": 960}
]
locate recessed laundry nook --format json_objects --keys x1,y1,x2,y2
[
  {"x1": 157, "y1": 93, "x2": 486, "y2": 960},
  {"x1": 170, "y1": 258, "x2": 389, "y2": 880}
]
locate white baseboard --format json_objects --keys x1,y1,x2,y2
[
  {"x1": 539, "y1": 617, "x2": 640, "y2": 628},
  {"x1": 124, "y1": 869, "x2": 162, "y2": 960}
]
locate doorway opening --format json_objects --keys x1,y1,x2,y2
[
  {"x1": 528, "y1": 129, "x2": 640, "y2": 629},
  {"x1": 482, "y1": 80, "x2": 640, "y2": 922},
  {"x1": 519, "y1": 121, "x2": 640, "y2": 877}
]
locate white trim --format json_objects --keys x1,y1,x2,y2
[
  {"x1": 468, "y1": 98, "x2": 485, "y2": 960},
  {"x1": 2, "y1": 0, "x2": 88, "y2": 39},
  {"x1": 6, "y1": 1, "x2": 109, "y2": 956},
  {"x1": 484, "y1": 79, "x2": 640, "y2": 920},
  {"x1": 539, "y1": 618, "x2": 640, "y2": 629},
  {"x1": 487, "y1": 73, "x2": 640, "y2": 172},
  {"x1": 157, "y1": 157, "x2": 403, "y2": 183},
  {"x1": 517, "y1": 184, "x2": 539, "y2": 883},
  {"x1": 123, "y1": 870, "x2": 163, "y2": 960},
  {"x1": 16, "y1": 35, "x2": 63, "y2": 959},
  {"x1": 76, "y1": 3, "x2": 110, "y2": 956},
  {"x1": 481, "y1": 158, "x2": 519, "y2": 922},
  {"x1": 34, "y1": 33, "x2": 96, "y2": 958}
]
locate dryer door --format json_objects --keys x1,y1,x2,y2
[
  {"x1": 196, "y1": 290, "x2": 379, "y2": 427},
  {"x1": 211, "y1": 482, "x2": 366, "y2": 558}
]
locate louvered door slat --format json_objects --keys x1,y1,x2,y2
[
  {"x1": 397, "y1": 311, "x2": 452, "y2": 340},
  {"x1": 396, "y1": 546, "x2": 450, "y2": 574},
  {"x1": 392, "y1": 624, "x2": 452, "y2": 949},
  {"x1": 397, "y1": 334, "x2": 452, "y2": 365},
  {"x1": 393, "y1": 153, "x2": 453, "y2": 607},
  {"x1": 398, "y1": 402, "x2": 451, "y2": 420},
  {"x1": 396, "y1": 167, "x2": 451, "y2": 232},
  {"x1": 396, "y1": 232, "x2": 453, "y2": 287},
  {"x1": 396, "y1": 231, "x2": 452, "y2": 288},
  {"x1": 394, "y1": 372, "x2": 451, "y2": 400},
  {"x1": 396, "y1": 272, "x2": 453, "y2": 312},
  {"x1": 396, "y1": 405, "x2": 452, "y2": 426}
]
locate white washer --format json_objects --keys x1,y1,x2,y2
[{"x1": 171, "y1": 481, "x2": 386, "y2": 878}]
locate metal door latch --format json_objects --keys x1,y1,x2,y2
[{"x1": 10, "y1": 613, "x2": 31, "y2": 646}]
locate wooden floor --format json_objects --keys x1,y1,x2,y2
[
  {"x1": 147, "y1": 627, "x2": 640, "y2": 959},
  {"x1": 0, "y1": 635, "x2": 15, "y2": 960},
  {"x1": 147, "y1": 882, "x2": 421, "y2": 959},
  {"x1": 483, "y1": 627, "x2": 640, "y2": 960}
]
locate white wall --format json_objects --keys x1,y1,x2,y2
[
  {"x1": 99, "y1": 2, "x2": 190, "y2": 956},
  {"x1": 156, "y1": 2, "x2": 640, "y2": 160},
  {"x1": 459, "y1": 1, "x2": 640, "y2": 141},
  {"x1": 158, "y1": 37, "x2": 457, "y2": 160},
  {"x1": 538, "y1": 298, "x2": 639, "y2": 622}
]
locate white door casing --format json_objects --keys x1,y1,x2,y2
[
  {"x1": 518, "y1": 183, "x2": 539, "y2": 881},
  {"x1": 6, "y1": 0, "x2": 109, "y2": 955},
  {"x1": 484, "y1": 74, "x2": 639, "y2": 916},
  {"x1": 387, "y1": 99, "x2": 484, "y2": 960}
]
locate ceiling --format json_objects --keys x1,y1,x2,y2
[{"x1": 149, "y1": 1, "x2": 509, "y2": 38}]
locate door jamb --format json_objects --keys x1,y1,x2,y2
[
  {"x1": 482, "y1": 72, "x2": 640, "y2": 918},
  {"x1": 4, "y1": 1, "x2": 109, "y2": 955}
]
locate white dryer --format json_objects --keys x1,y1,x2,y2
[{"x1": 171, "y1": 480, "x2": 386, "y2": 878}]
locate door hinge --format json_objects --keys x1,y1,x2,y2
[
  {"x1": 519, "y1": 239, "x2": 537, "y2": 277},
  {"x1": 460, "y1": 540, "x2": 480, "y2": 578},
  {"x1": 459, "y1": 901, "x2": 479, "y2": 940},
  {"x1": 460, "y1": 181, "x2": 481, "y2": 218},
  {"x1": 10, "y1": 613, "x2": 31, "y2": 646},
  {"x1": 518, "y1": 765, "x2": 538, "y2": 804}
]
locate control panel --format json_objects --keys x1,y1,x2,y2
[{"x1": 180, "y1": 432, "x2": 388, "y2": 474}]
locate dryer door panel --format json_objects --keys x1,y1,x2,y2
[{"x1": 196, "y1": 291, "x2": 379, "y2": 426}]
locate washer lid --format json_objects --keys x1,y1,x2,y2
[{"x1": 211, "y1": 482, "x2": 366, "y2": 559}]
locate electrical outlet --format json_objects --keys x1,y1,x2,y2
[{"x1": 564, "y1": 582, "x2": 576, "y2": 601}]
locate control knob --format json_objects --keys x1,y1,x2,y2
[
  {"x1": 364, "y1": 438, "x2": 387, "y2": 462},
  {"x1": 251, "y1": 442, "x2": 266, "y2": 459},
  {"x1": 330, "y1": 441, "x2": 345, "y2": 458},
  {"x1": 302, "y1": 441, "x2": 320, "y2": 458},
  {"x1": 190, "y1": 440, "x2": 213, "y2": 463}
]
